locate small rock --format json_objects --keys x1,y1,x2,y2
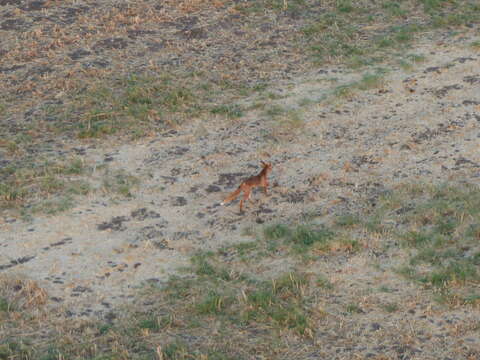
[
  {"x1": 206, "y1": 185, "x2": 221, "y2": 193},
  {"x1": 171, "y1": 196, "x2": 187, "y2": 206},
  {"x1": 131, "y1": 208, "x2": 161, "y2": 220},
  {"x1": 72, "y1": 286, "x2": 92, "y2": 293},
  {"x1": 97, "y1": 216, "x2": 128, "y2": 231}
]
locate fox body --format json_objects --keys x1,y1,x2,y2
[{"x1": 221, "y1": 161, "x2": 272, "y2": 212}]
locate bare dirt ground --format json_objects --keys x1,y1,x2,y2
[{"x1": 1, "y1": 0, "x2": 480, "y2": 359}]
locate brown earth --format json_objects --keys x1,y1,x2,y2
[{"x1": 0, "y1": 0, "x2": 480, "y2": 359}]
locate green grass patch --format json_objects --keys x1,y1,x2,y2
[
  {"x1": 264, "y1": 105, "x2": 286, "y2": 118},
  {"x1": 382, "y1": 302, "x2": 399, "y2": 313},
  {"x1": 196, "y1": 291, "x2": 232, "y2": 315},
  {"x1": 102, "y1": 169, "x2": 140, "y2": 198},
  {"x1": 335, "y1": 213, "x2": 361, "y2": 227},
  {"x1": 264, "y1": 223, "x2": 291, "y2": 240},
  {"x1": 420, "y1": 261, "x2": 478, "y2": 288},
  {"x1": 471, "y1": 40, "x2": 480, "y2": 50},
  {"x1": 211, "y1": 104, "x2": 244, "y2": 119},
  {"x1": 0, "y1": 157, "x2": 91, "y2": 215},
  {"x1": 359, "y1": 183, "x2": 480, "y2": 300},
  {"x1": 346, "y1": 303, "x2": 363, "y2": 314},
  {"x1": 233, "y1": 241, "x2": 258, "y2": 257},
  {"x1": 399, "y1": 53, "x2": 427, "y2": 70},
  {"x1": 138, "y1": 314, "x2": 174, "y2": 332},
  {"x1": 0, "y1": 297, "x2": 9, "y2": 312},
  {"x1": 331, "y1": 71, "x2": 386, "y2": 100},
  {"x1": 37, "y1": 71, "x2": 257, "y2": 141},
  {"x1": 301, "y1": 0, "x2": 479, "y2": 67},
  {"x1": 159, "y1": 265, "x2": 314, "y2": 338},
  {"x1": 76, "y1": 74, "x2": 203, "y2": 138},
  {"x1": 0, "y1": 342, "x2": 33, "y2": 360},
  {"x1": 30, "y1": 196, "x2": 75, "y2": 216},
  {"x1": 316, "y1": 275, "x2": 334, "y2": 289},
  {"x1": 378, "y1": 285, "x2": 394, "y2": 293},
  {"x1": 191, "y1": 253, "x2": 232, "y2": 281},
  {"x1": 157, "y1": 254, "x2": 315, "y2": 336},
  {"x1": 357, "y1": 72, "x2": 386, "y2": 90},
  {"x1": 241, "y1": 272, "x2": 311, "y2": 335},
  {"x1": 382, "y1": 1, "x2": 407, "y2": 17},
  {"x1": 290, "y1": 225, "x2": 333, "y2": 249},
  {"x1": 264, "y1": 223, "x2": 335, "y2": 254}
]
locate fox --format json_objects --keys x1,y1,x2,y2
[{"x1": 221, "y1": 161, "x2": 272, "y2": 213}]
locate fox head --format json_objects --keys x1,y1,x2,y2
[{"x1": 260, "y1": 161, "x2": 272, "y2": 172}]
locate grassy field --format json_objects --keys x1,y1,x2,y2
[
  {"x1": 1, "y1": 0, "x2": 480, "y2": 359},
  {"x1": 1, "y1": 183, "x2": 480, "y2": 359},
  {"x1": 1, "y1": 0, "x2": 479, "y2": 216}
]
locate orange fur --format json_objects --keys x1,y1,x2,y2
[{"x1": 221, "y1": 161, "x2": 272, "y2": 212}]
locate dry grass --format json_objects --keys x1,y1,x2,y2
[
  {"x1": 0, "y1": 277, "x2": 48, "y2": 311},
  {"x1": 1, "y1": 0, "x2": 479, "y2": 217},
  {"x1": 1, "y1": 1, "x2": 480, "y2": 359},
  {"x1": 1, "y1": 183, "x2": 479, "y2": 359}
]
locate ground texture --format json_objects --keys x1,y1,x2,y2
[{"x1": 1, "y1": 0, "x2": 480, "y2": 359}]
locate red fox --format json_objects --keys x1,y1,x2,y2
[{"x1": 221, "y1": 161, "x2": 272, "y2": 212}]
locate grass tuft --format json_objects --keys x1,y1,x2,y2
[
  {"x1": 263, "y1": 223, "x2": 335, "y2": 254},
  {"x1": 211, "y1": 104, "x2": 244, "y2": 119},
  {"x1": 102, "y1": 169, "x2": 140, "y2": 198},
  {"x1": 196, "y1": 291, "x2": 231, "y2": 315},
  {"x1": 264, "y1": 224, "x2": 291, "y2": 240},
  {"x1": 191, "y1": 253, "x2": 232, "y2": 281}
]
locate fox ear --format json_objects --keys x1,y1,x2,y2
[{"x1": 260, "y1": 160, "x2": 266, "y2": 166}]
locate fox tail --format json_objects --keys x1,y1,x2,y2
[{"x1": 221, "y1": 187, "x2": 242, "y2": 205}]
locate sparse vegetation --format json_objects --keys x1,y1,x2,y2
[
  {"x1": 335, "y1": 213, "x2": 361, "y2": 227},
  {"x1": 382, "y1": 302, "x2": 399, "y2": 313},
  {"x1": 331, "y1": 70, "x2": 386, "y2": 101},
  {"x1": 263, "y1": 105, "x2": 305, "y2": 139},
  {"x1": 264, "y1": 223, "x2": 335, "y2": 255},
  {"x1": 74, "y1": 74, "x2": 207, "y2": 138},
  {"x1": 264, "y1": 223, "x2": 291, "y2": 240},
  {"x1": 301, "y1": 0, "x2": 479, "y2": 67},
  {"x1": 102, "y1": 169, "x2": 140, "y2": 198},
  {"x1": 1, "y1": 0, "x2": 478, "y2": 218},
  {"x1": 346, "y1": 303, "x2": 363, "y2": 314},
  {"x1": 2, "y1": 182, "x2": 480, "y2": 358},
  {"x1": 0, "y1": 157, "x2": 90, "y2": 215},
  {"x1": 359, "y1": 183, "x2": 480, "y2": 304},
  {"x1": 471, "y1": 39, "x2": 480, "y2": 47},
  {"x1": 0, "y1": 298, "x2": 9, "y2": 312},
  {"x1": 1, "y1": 0, "x2": 480, "y2": 358},
  {"x1": 399, "y1": 53, "x2": 427, "y2": 70},
  {"x1": 211, "y1": 104, "x2": 244, "y2": 119}
]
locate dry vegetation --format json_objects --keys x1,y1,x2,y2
[
  {"x1": 2, "y1": 0, "x2": 480, "y2": 214},
  {"x1": 1, "y1": 0, "x2": 480, "y2": 359},
  {"x1": 1, "y1": 183, "x2": 480, "y2": 359}
]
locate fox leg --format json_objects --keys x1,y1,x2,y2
[{"x1": 240, "y1": 188, "x2": 251, "y2": 212}]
